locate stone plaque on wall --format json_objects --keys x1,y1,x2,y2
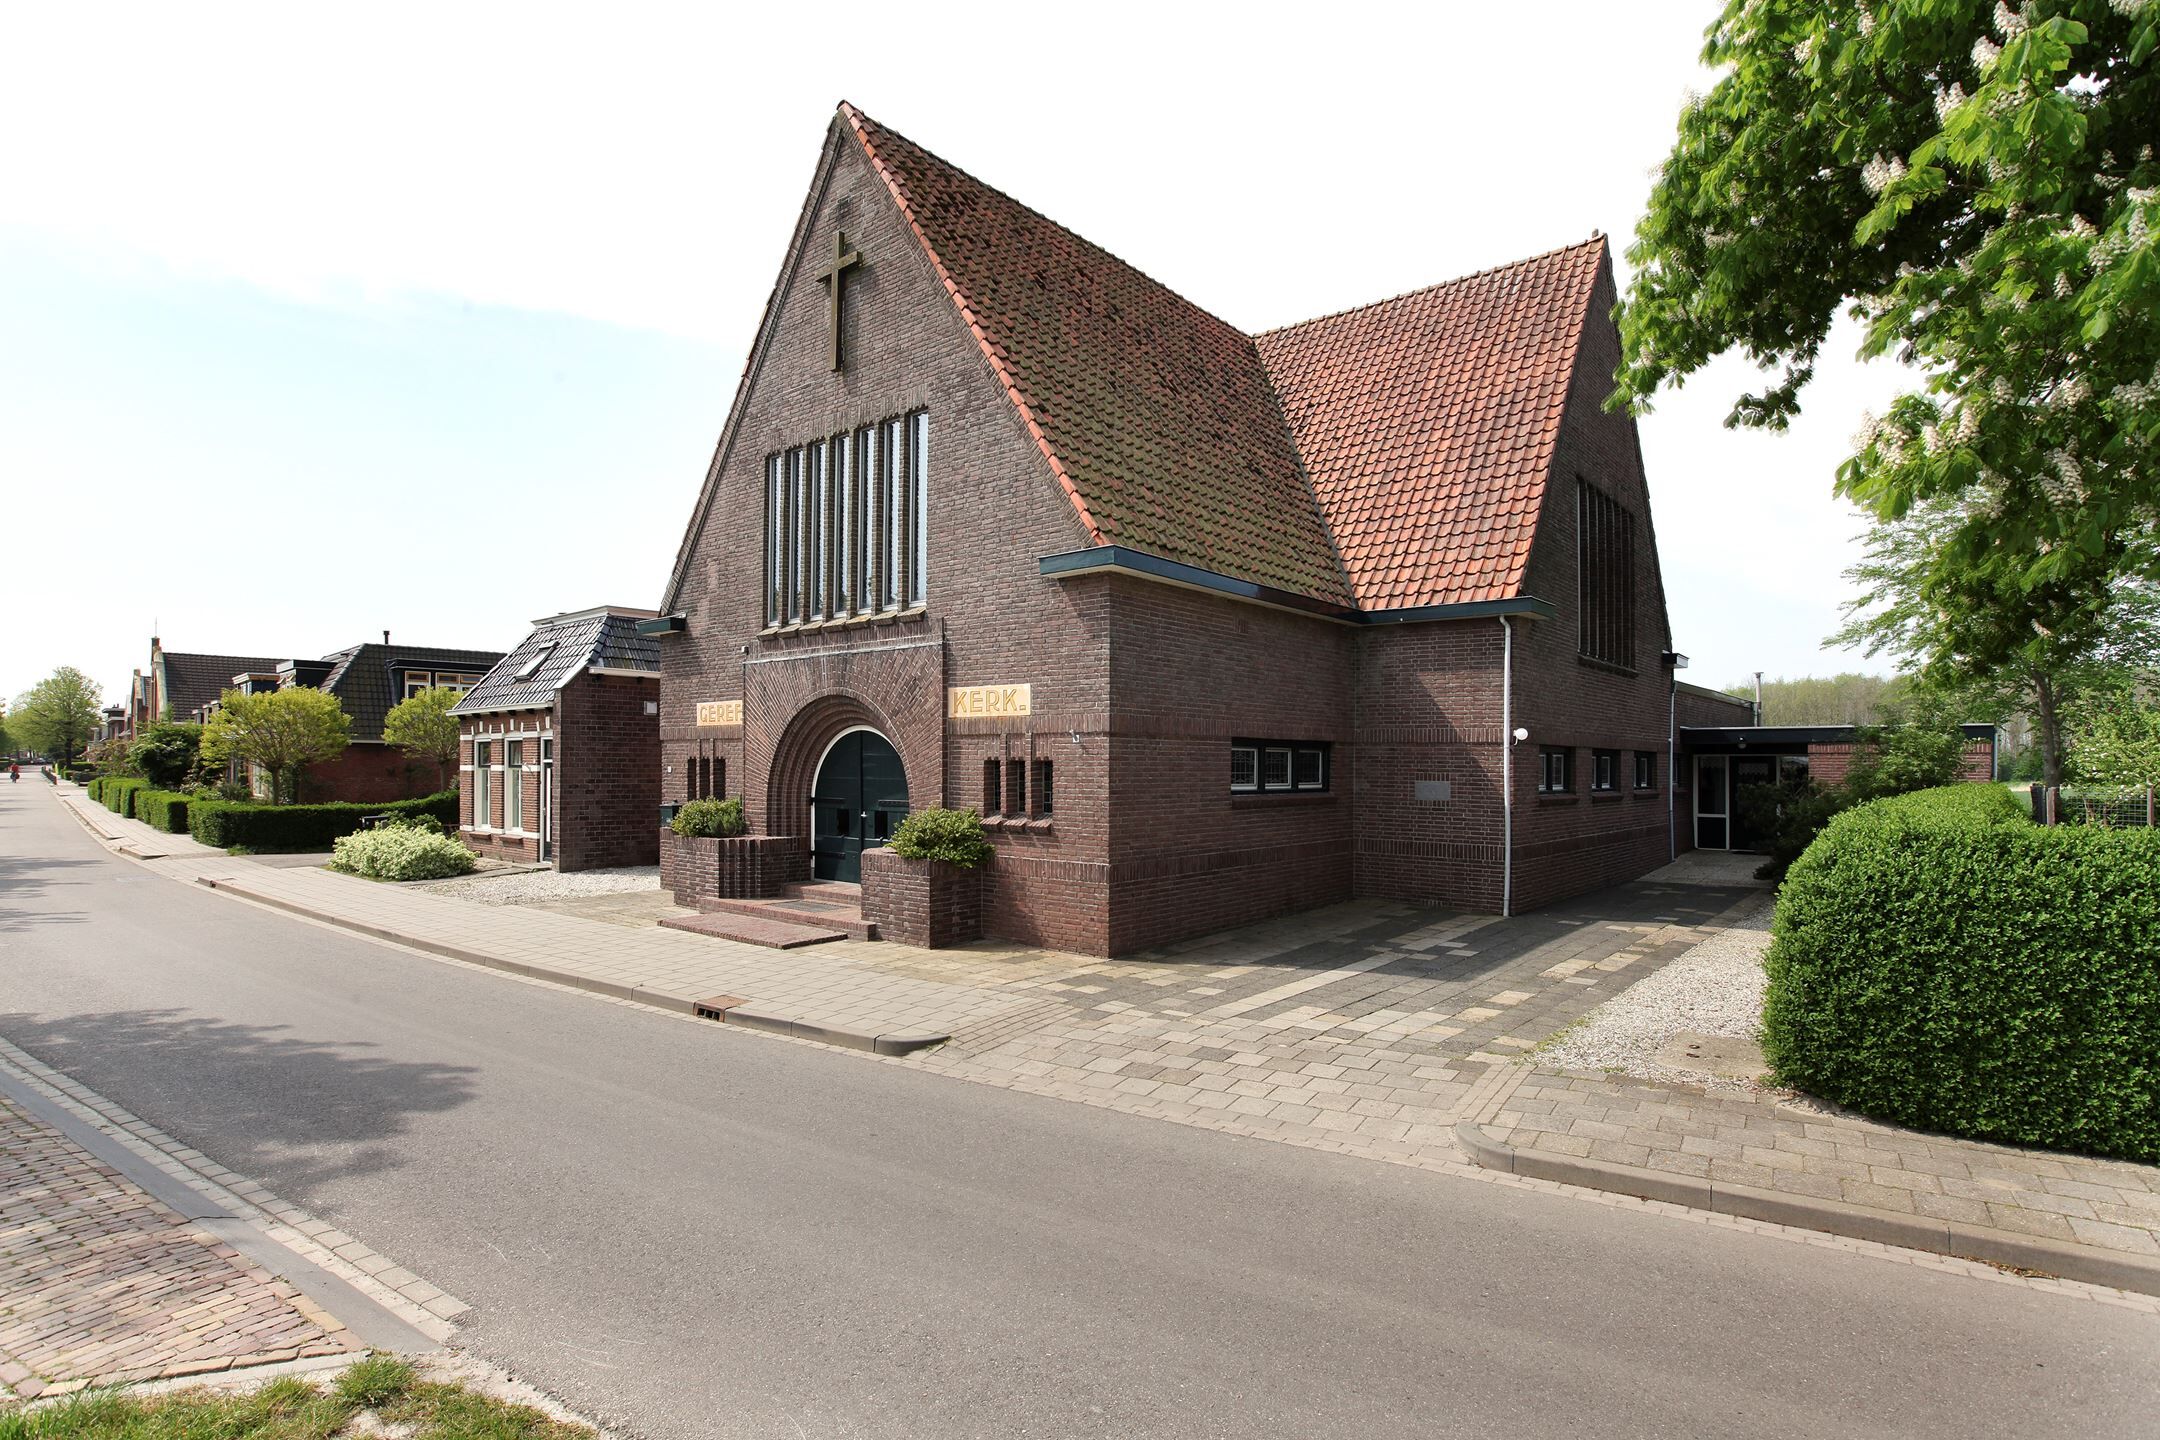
[
  {"x1": 695, "y1": 700, "x2": 742, "y2": 728},
  {"x1": 946, "y1": 684, "x2": 1031, "y2": 719}
]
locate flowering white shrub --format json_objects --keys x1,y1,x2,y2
[{"x1": 330, "y1": 825, "x2": 478, "y2": 882}]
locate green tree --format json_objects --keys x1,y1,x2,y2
[
  {"x1": 1833, "y1": 496, "x2": 2160, "y2": 788},
  {"x1": 2074, "y1": 692, "x2": 2160, "y2": 787},
  {"x1": 1719, "y1": 672, "x2": 1913, "y2": 724},
  {"x1": 11, "y1": 667, "x2": 103, "y2": 767},
  {"x1": 381, "y1": 687, "x2": 461, "y2": 792},
  {"x1": 126, "y1": 722, "x2": 202, "y2": 788},
  {"x1": 200, "y1": 687, "x2": 351, "y2": 805},
  {"x1": 1617, "y1": 1, "x2": 2160, "y2": 662}
]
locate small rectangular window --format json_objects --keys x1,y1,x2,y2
[
  {"x1": 513, "y1": 645, "x2": 554, "y2": 683},
  {"x1": 1634, "y1": 752, "x2": 1655, "y2": 790},
  {"x1": 1262, "y1": 748, "x2": 1292, "y2": 790},
  {"x1": 1230, "y1": 746, "x2": 1258, "y2": 792},
  {"x1": 1538, "y1": 747, "x2": 1573, "y2": 794},
  {"x1": 984, "y1": 758, "x2": 1002, "y2": 816},
  {"x1": 1005, "y1": 758, "x2": 1026, "y2": 819},
  {"x1": 1592, "y1": 749, "x2": 1619, "y2": 793},
  {"x1": 1031, "y1": 758, "x2": 1053, "y2": 817},
  {"x1": 1293, "y1": 749, "x2": 1325, "y2": 790}
]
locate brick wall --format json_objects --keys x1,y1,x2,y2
[
  {"x1": 557, "y1": 674, "x2": 660, "y2": 871},
  {"x1": 861, "y1": 846, "x2": 983, "y2": 948},
  {"x1": 1805, "y1": 736, "x2": 1997, "y2": 787},
  {"x1": 300, "y1": 741, "x2": 435, "y2": 805},
  {"x1": 457, "y1": 717, "x2": 547, "y2": 865}
]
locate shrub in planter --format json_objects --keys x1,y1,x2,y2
[
  {"x1": 134, "y1": 789, "x2": 191, "y2": 834},
  {"x1": 329, "y1": 826, "x2": 478, "y2": 881},
  {"x1": 670, "y1": 797, "x2": 746, "y2": 838},
  {"x1": 189, "y1": 790, "x2": 459, "y2": 852},
  {"x1": 887, "y1": 807, "x2": 993, "y2": 867},
  {"x1": 1763, "y1": 783, "x2": 2159, "y2": 1162}
]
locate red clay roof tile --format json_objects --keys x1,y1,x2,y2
[{"x1": 841, "y1": 104, "x2": 1606, "y2": 614}]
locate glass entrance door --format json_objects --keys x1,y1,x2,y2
[
  {"x1": 810, "y1": 730, "x2": 909, "y2": 882},
  {"x1": 1728, "y1": 755, "x2": 1778, "y2": 852},
  {"x1": 1695, "y1": 755, "x2": 1729, "y2": 850}
]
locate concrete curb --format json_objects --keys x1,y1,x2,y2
[
  {"x1": 1454, "y1": 1121, "x2": 2160, "y2": 1299},
  {"x1": 192, "y1": 875, "x2": 951, "y2": 1058}
]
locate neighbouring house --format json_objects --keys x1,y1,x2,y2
[
  {"x1": 449, "y1": 607, "x2": 662, "y2": 870},
  {"x1": 640, "y1": 102, "x2": 1731, "y2": 957},
  {"x1": 130, "y1": 633, "x2": 502, "y2": 803},
  {"x1": 1678, "y1": 719, "x2": 1998, "y2": 851}
]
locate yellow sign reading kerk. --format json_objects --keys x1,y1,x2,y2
[
  {"x1": 947, "y1": 684, "x2": 1031, "y2": 719},
  {"x1": 695, "y1": 700, "x2": 742, "y2": 728}
]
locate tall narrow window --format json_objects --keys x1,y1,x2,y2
[
  {"x1": 505, "y1": 740, "x2": 524, "y2": 830},
  {"x1": 882, "y1": 417, "x2": 903, "y2": 609},
  {"x1": 791, "y1": 448, "x2": 810, "y2": 622},
  {"x1": 908, "y1": 410, "x2": 928, "y2": 606},
  {"x1": 1004, "y1": 758, "x2": 1026, "y2": 819},
  {"x1": 859, "y1": 424, "x2": 880, "y2": 613},
  {"x1": 805, "y1": 440, "x2": 825, "y2": 619},
  {"x1": 834, "y1": 433, "x2": 852, "y2": 615},
  {"x1": 1031, "y1": 758, "x2": 1053, "y2": 817},
  {"x1": 766, "y1": 455, "x2": 784, "y2": 626},
  {"x1": 1577, "y1": 480, "x2": 1637, "y2": 669},
  {"x1": 473, "y1": 741, "x2": 492, "y2": 828},
  {"x1": 983, "y1": 758, "x2": 1002, "y2": 816}
]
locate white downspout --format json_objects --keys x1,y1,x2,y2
[
  {"x1": 1668, "y1": 674, "x2": 1678, "y2": 861},
  {"x1": 1500, "y1": 615, "x2": 1514, "y2": 918}
]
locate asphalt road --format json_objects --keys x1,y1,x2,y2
[{"x1": 3, "y1": 781, "x2": 2154, "y2": 1438}]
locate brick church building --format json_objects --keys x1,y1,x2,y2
[{"x1": 649, "y1": 102, "x2": 1708, "y2": 956}]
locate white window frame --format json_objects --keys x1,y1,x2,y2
[
  {"x1": 1230, "y1": 745, "x2": 1258, "y2": 792},
  {"x1": 504, "y1": 739, "x2": 524, "y2": 832},
  {"x1": 1293, "y1": 748, "x2": 1326, "y2": 790},
  {"x1": 472, "y1": 741, "x2": 493, "y2": 830}
]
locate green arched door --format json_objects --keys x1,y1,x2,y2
[{"x1": 810, "y1": 730, "x2": 909, "y2": 882}]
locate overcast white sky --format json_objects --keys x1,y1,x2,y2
[{"x1": 0, "y1": 1, "x2": 1906, "y2": 711}]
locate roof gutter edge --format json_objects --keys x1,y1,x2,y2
[{"x1": 1037, "y1": 547, "x2": 1555, "y2": 625}]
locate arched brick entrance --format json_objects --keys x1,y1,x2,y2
[{"x1": 765, "y1": 693, "x2": 909, "y2": 843}]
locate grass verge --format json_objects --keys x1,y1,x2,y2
[{"x1": 0, "y1": 1355, "x2": 591, "y2": 1440}]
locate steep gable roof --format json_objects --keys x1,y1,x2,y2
[
  {"x1": 841, "y1": 105, "x2": 1355, "y2": 608},
  {"x1": 1254, "y1": 238, "x2": 1608, "y2": 610},
  {"x1": 451, "y1": 612, "x2": 659, "y2": 717},
  {"x1": 159, "y1": 653, "x2": 285, "y2": 724}
]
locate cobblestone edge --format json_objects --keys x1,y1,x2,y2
[{"x1": 1454, "y1": 1118, "x2": 2160, "y2": 1298}]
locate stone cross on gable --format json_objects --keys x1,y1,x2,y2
[{"x1": 815, "y1": 230, "x2": 862, "y2": 372}]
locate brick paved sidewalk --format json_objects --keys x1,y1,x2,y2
[
  {"x1": 0, "y1": 1094, "x2": 356, "y2": 1400},
  {"x1": 1464, "y1": 1069, "x2": 2160, "y2": 1294}
]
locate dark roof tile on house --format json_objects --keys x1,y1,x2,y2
[
  {"x1": 323, "y1": 643, "x2": 505, "y2": 741},
  {"x1": 160, "y1": 653, "x2": 285, "y2": 724},
  {"x1": 451, "y1": 612, "x2": 659, "y2": 717},
  {"x1": 1255, "y1": 239, "x2": 1607, "y2": 610}
]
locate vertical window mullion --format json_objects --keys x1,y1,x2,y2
[{"x1": 909, "y1": 410, "x2": 928, "y2": 606}]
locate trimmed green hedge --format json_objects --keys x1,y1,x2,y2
[
  {"x1": 188, "y1": 790, "x2": 459, "y2": 853},
  {"x1": 100, "y1": 776, "x2": 149, "y2": 817},
  {"x1": 134, "y1": 789, "x2": 191, "y2": 834},
  {"x1": 888, "y1": 807, "x2": 994, "y2": 867},
  {"x1": 1763, "y1": 783, "x2": 2160, "y2": 1163}
]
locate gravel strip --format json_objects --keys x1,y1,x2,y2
[
  {"x1": 414, "y1": 865, "x2": 660, "y2": 906},
  {"x1": 1534, "y1": 894, "x2": 1777, "y2": 1090}
]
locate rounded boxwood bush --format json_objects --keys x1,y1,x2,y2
[
  {"x1": 328, "y1": 826, "x2": 478, "y2": 882},
  {"x1": 1763, "y1": 784, "x2": 2160, "y2": 1163},
  {"x1": 671, "y1": 797, "x2": 745, "y2": 838},
  {"x1": 888, "y1": 807, "x2": 993, "y2": 868}
]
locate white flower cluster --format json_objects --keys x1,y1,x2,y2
[
  {"x1": 2108, "y1": 0, "x2": 2151, "y2": 17},
  {"x1": 1993, "y1": 2, "x2": 2028, "y2": 38},
  {"x1": 2063, "y1": 215, "x2": 2098, "y2": 239},
  {"x1": 2041, "y1": 449, "x2": 2085, "y2": 507},
  {"x1": 1862, "y1": 153, "x2": 1909, "y2": 195},
  {"x1": 1935, "y1": 83, "x2": 1967, "y2": 123},
  {"x1": 1852, "y1": 410, "x2": 1886, "y2": 452},
  {"x1": 2047, "y1": 374, "x2": 2092, "y2": 409},
  {"x1": 1923, "y1": 423, "x2": 1947, "y2": 455},
  {"x1": 2090, "y1": 196, "x2": 2155, "y2": 268},
  {"x1": 1954, "y1": 404, "x2": 1984, "y2": 443},
  {"x1": 2111, "y1": 363, "x2": 2160, "y2": 411},
  {"x1": 1794, "y1": 34, "x2": 1817, "y2": 63},
  {"x1": 1973, "y1": 35, "x2": 2003, "y2": 67},
  {"x1": 2055, "y1": 271, "x2": 2074, "y2": 298}
]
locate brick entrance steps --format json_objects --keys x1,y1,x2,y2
[{"x1": 662, "y1": 881, "x2": 879, "y2": 949}]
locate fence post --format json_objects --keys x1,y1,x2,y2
[
  {"x1": 2028, "y1": 783, "x2": 2044, "y2": 824},
  {"x1": 2045, "y1": 786, "x2": 2060, "y2": 827}
]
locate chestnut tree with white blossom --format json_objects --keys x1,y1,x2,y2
[{"x1": 1615, "y1": 0, "x2": 2160, "y2": 779}]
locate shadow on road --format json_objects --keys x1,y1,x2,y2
[
  {"x1": 0, "y1": 852, "x2": 100, "y2": 931},
  {"x1": 0, "y1": 1006, "x2": 479, "y2": 1199}
]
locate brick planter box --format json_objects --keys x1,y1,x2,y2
[
  {"x1": 660, "y1": 829, "x2": 810, "y2": 907},
  {"x1": 861, "y1": 847, "x2": 984, "y2": 948}
]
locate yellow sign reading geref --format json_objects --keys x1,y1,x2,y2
[
  {"x1": 947, "y1": 684, "x2": 1032, "y2": 719},
  {"x1": 695, "y1": 700, "x2": 742, "y2": 727}
]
